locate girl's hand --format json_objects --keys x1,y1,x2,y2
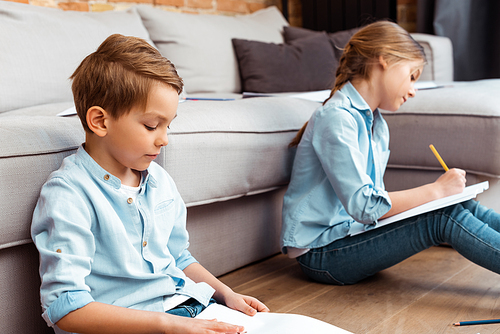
[
  {"x1": 385, "y1": 168, "x2": 467, "y2": 219},
  {"x1": 223, "y1": 292, "x2": 270, "y2": 316},
  {"x1": 165, "y1": 316, "x2": 245, "y2": 334},
  {"x1": 434, "y1": 168, "x2": 466, "y2": 198}
]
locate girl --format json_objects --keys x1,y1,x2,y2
[{"x1": 281, "y1": 21, "x2": 500, "y2": 285}]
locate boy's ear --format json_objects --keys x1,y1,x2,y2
[{"x1": 86, "y1": 106, "x2": 108, "y2": 137}]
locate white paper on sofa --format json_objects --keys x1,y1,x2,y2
[
  {"x1": 195, "y1": 303, "x2": 353, "y2": 333},
  {"x1": 57, "y1": 106, "x2": 77, "y2": 117},
  {"x1": 289, "y1": 90, "x2": 331, "y2": 103}
]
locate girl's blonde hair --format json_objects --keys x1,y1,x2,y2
[{"x1": 289, "y1": 21, "x2": 426, "y2": 147}]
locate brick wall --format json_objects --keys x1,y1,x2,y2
[
  {"x1": 4, "y1": 0, "x2": 416, "y2": 30},
  {"x1": 285, "y1": 0, "x2": 417, "y2": 32},
  {"x1": 5, "y1": 0, "x2": 281, "y2": 14},
  {"x1": 286, "y1": 0, "x2": 300, "y2": 27},
  {"x1": 397, "y1": 0, "x2": 417, "y2": 32}
]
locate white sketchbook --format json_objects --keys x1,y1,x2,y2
[
  {"x1": 349, "y1": 181, "x2": 489, "y2": 236},
  {"x1": 195, "y1": 304, "x2": 353, "y2": 334}
]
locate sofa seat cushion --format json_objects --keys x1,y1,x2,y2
[
  {"x1": 0, "y1": 102, "x2": 83, "y2": 250},
  {"x1": 0, "y1": 1, "x2": 152, "y2": 113},
  {"x1": 160, "y1": 96, "x2": 319, "y2": 205},
  {"x1": 383, "y1": 79, "x2": 500, "y2": 178},
  {"x1": 0, "y1": 97, "x2": 318, "y2": 249}
]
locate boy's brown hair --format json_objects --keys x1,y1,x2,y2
[{"x1": 70, "y1": 34, "x2": 183, "y2": 133}]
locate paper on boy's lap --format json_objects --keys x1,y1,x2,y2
[{"x1": 195, "y1": 303, "x2": 353, "y2": 333}]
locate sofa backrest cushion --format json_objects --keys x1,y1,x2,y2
[
  {"x1": 136, "y1": 5, "x2": 288, "y2": 94},
  {"x1": 0, "y1": 1, "x2": 152, "y2": 113}
]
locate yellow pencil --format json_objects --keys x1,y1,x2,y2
[{"x1": 429, "y1": 144, "x2": 449, "y2": 171}]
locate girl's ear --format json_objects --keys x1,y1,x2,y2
[
  {"x1": 378, "y1": 55, "x2": 388, "y2": 70},
  {"x1": 86, "y1": 106, "x2": 108, "y2": 137}
]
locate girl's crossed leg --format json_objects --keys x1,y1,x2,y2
[{"x1": 297, "y1": 200, "x2": 500, "y2": 285}]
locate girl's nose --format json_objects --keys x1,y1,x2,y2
[{"x1": 408, "y1": 86, "x2": 416, "y2": 98}]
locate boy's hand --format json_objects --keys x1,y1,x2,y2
[
  {"x1": 182, "y1": 262, "x2": 269, "y2": 317},
  {"x1": 224, "y1": 292, "x2": 270, "y2": 316},
  {"x1": 166, "y1": 317, "x2": 245, "y2": 334}
]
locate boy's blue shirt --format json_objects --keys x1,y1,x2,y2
[
  {"x1": 31, "y1": 146, "x2": 215, "y2": 333},
  {"x1": 281, "y1": 82, "x2": 392, "y2": 252}
]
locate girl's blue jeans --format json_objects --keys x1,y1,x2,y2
[{"x1": 297, "y1": 200, "x2": 500, "y2": 285}]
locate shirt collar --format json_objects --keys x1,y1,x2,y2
[
  {"x1": 341, "y1": 82, "x2": 372, "y2": 110},
  {"x1": 75, "y1": 145, "x2": 157, "y2": 190},
  {"x1": 341, "y1": 81, "x2": 375, "y2": 121}
]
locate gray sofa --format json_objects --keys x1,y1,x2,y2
[{"x1": 1, "y1": 1, "x2": 497, "y2": 333}]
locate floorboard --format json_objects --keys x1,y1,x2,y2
[{"x1": 218, "y1": 246, "x2": 500, "y2": 333}]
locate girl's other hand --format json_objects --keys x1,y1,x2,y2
[{"x1": 434, "y1": 168, "x2": 466, "y2": 198}]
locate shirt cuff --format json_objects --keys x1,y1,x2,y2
[
  {"x1": 42, "y1": 290, "x2": 94, "y2": 327},
  {"x1": 176, "y1": 249, "x2": 198, "y2": 270}
]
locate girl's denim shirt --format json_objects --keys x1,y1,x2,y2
[{"x1": 281, "y1": 82, "x2": 392, "y2": 253}]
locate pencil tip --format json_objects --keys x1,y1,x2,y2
[{"x1": 453, "y1": 322, "x2": 460, "y2": 326}]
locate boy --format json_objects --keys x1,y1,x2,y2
[{"x1": 31, "y1": 34, "x2": 268, "y2": 334}]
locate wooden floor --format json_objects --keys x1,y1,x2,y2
[{"x1": 219, "y1": 246, "x2": 500, "y2": 334}]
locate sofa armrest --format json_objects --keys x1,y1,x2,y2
[{"x1": 411, "y1": 33, "x2": 454, "y2": 82}]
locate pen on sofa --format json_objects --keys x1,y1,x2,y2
[
  {"x1": 429, "y1": 144, "x2": 449, "y2": 171},
  {"x1": 453, "y1": 318, "x2": 500, "y2": 326}
]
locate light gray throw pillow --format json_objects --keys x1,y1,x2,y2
[
  {"x1": 136, "y1": 5, "x2": 288, "y2": 94},
  {"x1": 0, "y1": 1, "x2": 152, "y2": 113}
]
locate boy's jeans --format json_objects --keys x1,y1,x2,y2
[
  {"x1": 297, "y1": 200, "x2": 500, "y2": 285},
  {"x1": 166, "y1": 298, "x2": 216, "y2": 318}
]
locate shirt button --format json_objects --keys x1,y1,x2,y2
[
  {"x1": 127, "y1": 198, "x2": 133, "y2": 204},
  {"x1": 56, "y1": 249, "x2": 62, "y2": 253},
  {"x1": 104, "y1": 174, "x2": 110, "y2": 181},
  {"x1": 142, "y1": 241, "x2": 147, "y2": 247},
  {"x1": 366, "y1": 111, "x2": 371, "y2": 116}
]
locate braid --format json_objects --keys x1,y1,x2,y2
[
  {"x1": 288, "y1": 121, "x2": 308, "y2": 148},
  {"x1": 323, "y1": 51, "x2": 353, "y2": 105}
]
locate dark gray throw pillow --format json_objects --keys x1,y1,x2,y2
[
  {"x1": 284, "y1": 26, "x2": 359, "y2": 61},
  {"x1": 232, "y1": 33, "x2": 337, "y2": 93}
]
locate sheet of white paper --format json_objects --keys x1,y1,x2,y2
[
  {"x1": 56, "y1": 106, "x2": 77, "y2": 117},
  {"x1": 414, "y1": 81, "x2": 444, "y2": 90},
  {"x1": 289, "y1": 90, "x2": 331, "y2": 102},
  {"x1": 242, "y1": 92, "x2": 277, "y2": 98},
  {"x1": 196, "y1": 304, "x2": 353, "y2": 334},
  {"x1": 350, "y1": 181, "x2": 489, "y2": 236}
]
